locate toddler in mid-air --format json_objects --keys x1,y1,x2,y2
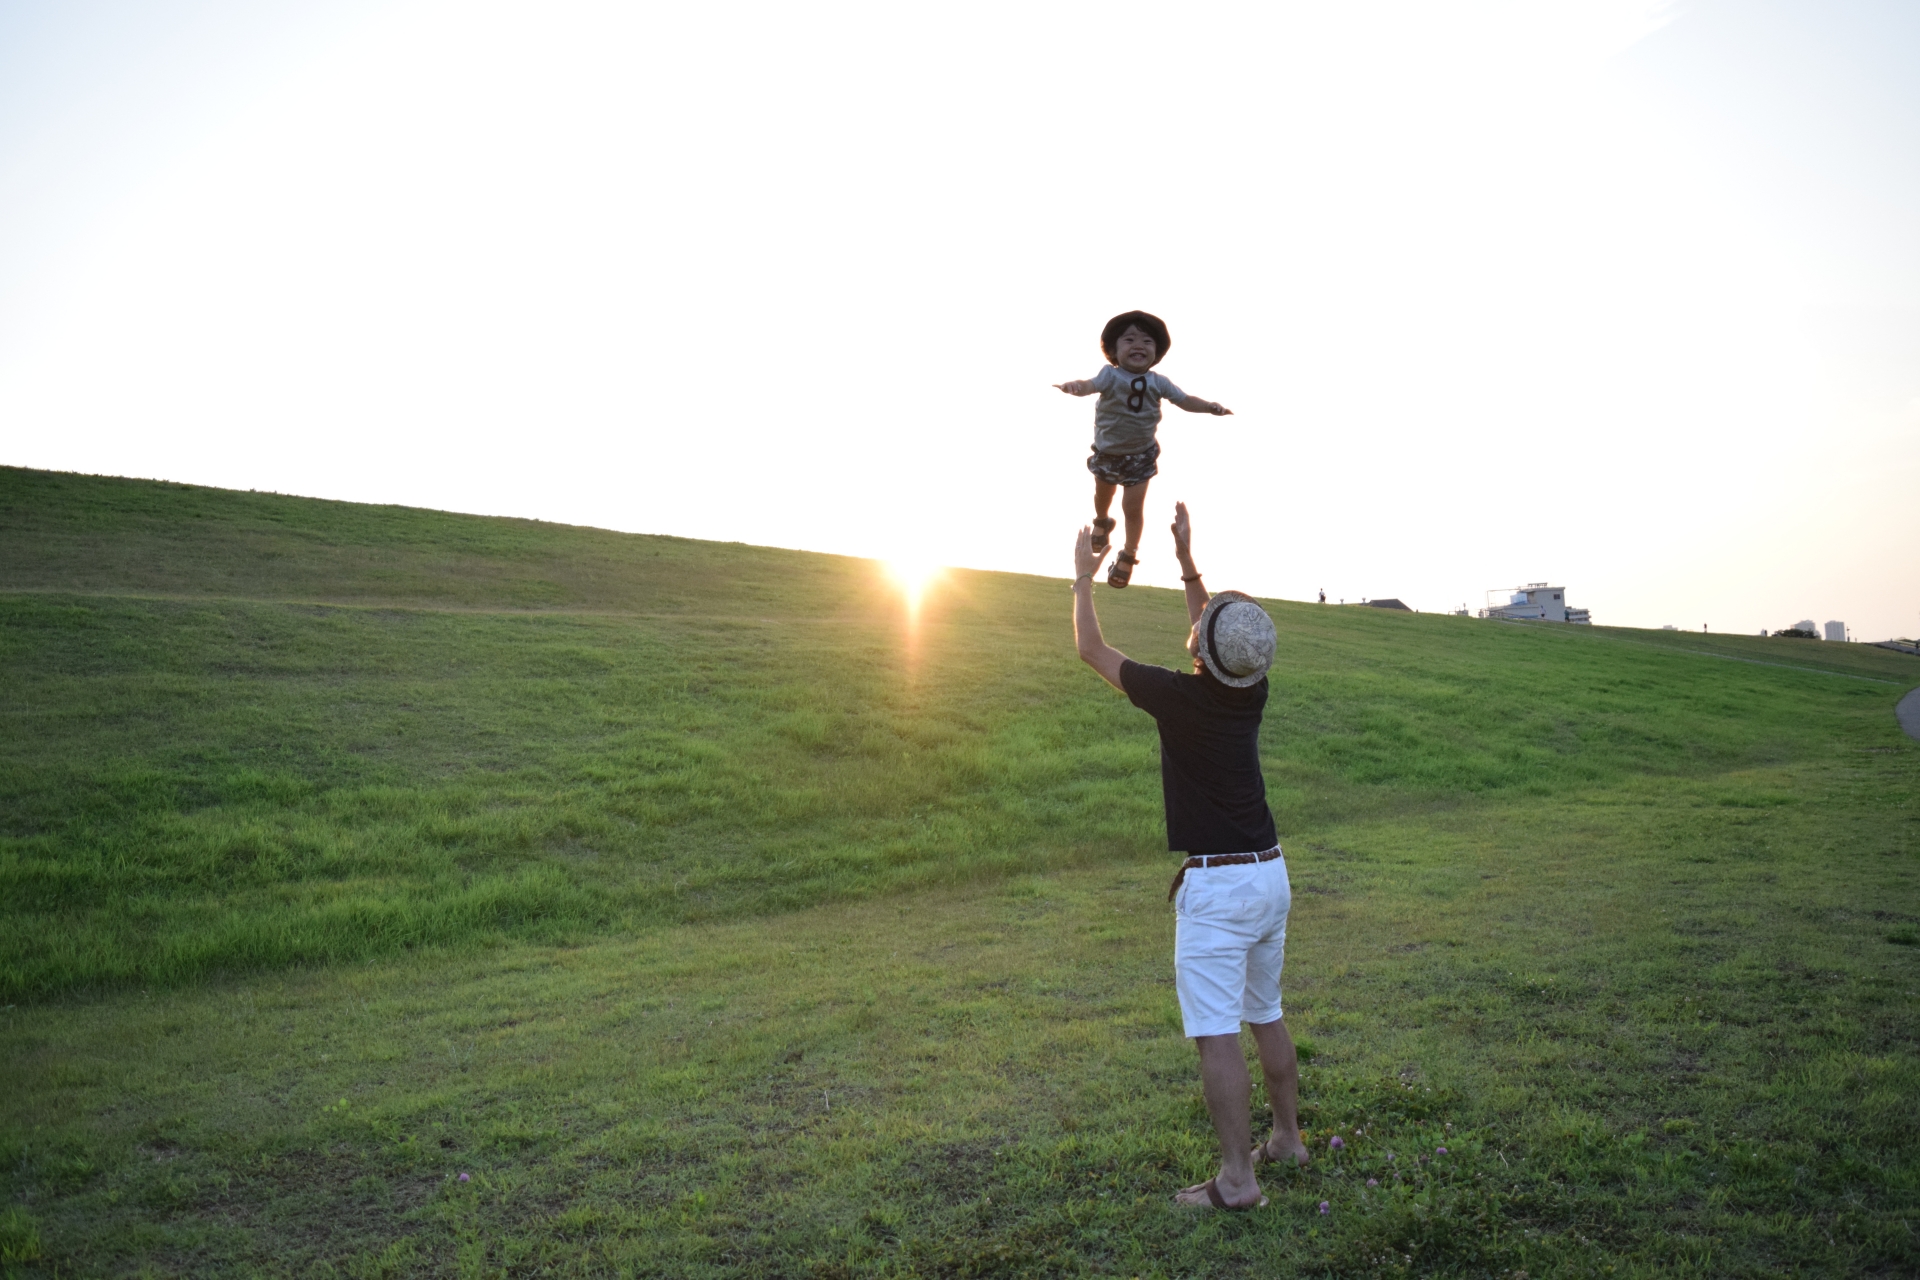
[{"x1": 1054, "y1": 310, "x2": 1231, "y2": 587}]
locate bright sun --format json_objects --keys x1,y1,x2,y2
[{"x1": 883, "y1": 558, "x2": 943, "y2": 610}]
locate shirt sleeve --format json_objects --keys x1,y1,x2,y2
[
  {"x1": 1153, "y1": 373, "x2": 1186, "y2": 402},
  {"x1": 1120, "y1": 659, "x2": 1181, "y2": 719},
  {"x1": 1089, "y1": 366, "x2": 1120, "y2": 392}
]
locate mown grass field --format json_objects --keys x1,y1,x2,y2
[{"x1": 2, "y1": 465, "x2": 1917, "y2": 1277}]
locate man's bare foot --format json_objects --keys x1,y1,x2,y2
[
  {"x1": 1252, "y1": 1133, "x2": 1311, "y2": 1168},
  {"x1": 1173, "y1": 1174, "x2": 1266, "y2": 1210}
]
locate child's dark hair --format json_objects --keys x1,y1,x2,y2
[{"x1": 1100, "y1": 311, "x2": 1171, "y2": 366}]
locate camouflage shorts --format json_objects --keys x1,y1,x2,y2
[{"x1": 1086, "y1": 440, "x2": 1160, "y2": 487}]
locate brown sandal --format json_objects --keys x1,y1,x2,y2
[
  {"x1": 1176, "y1": 1178, "x2": 1268, "y2": 1211},
  {"x1": 1090, "y1": 516, "x2": 1116, "y2": 554},
  {"x1": 1107, "y1": 550, "x2": 1138, "y2": 588}
]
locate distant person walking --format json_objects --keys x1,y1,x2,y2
[
  {"x1": 1070, "y1": 502, "x2": 1308, "y2": 1210},
  {"x1": 1318, "y1": 588, "x2": 1326, "y2": 604}
]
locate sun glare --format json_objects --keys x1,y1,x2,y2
[{"x1": 883, "y1": 558, "x2": 943, "y2": 613}]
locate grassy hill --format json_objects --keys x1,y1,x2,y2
[{"x1": 2, "y1": 465, "x2": 1917, "y2": 1277}]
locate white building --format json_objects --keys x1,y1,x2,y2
[
  {"x1": 1480, "y1": 584, "x2": 1590, "y2": 624},
  {"x1": 1795, "y1": 619, "x2": 1817, "y2": 634},
  {"x1": 1824, "y1": 620, "x2": 1846, "y2": 642}
]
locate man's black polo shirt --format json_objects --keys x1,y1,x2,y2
[{"x1": 1119, "y1": 659, "x2": 1278, "y2": 856}]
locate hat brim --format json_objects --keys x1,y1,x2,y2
[{"x1": 1196, "y1": 590, "x2": 1272, "y2": 688}]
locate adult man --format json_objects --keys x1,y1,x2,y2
[{"x1": 1071, "y1": 502, "x2": 1309, "y2": 1210}]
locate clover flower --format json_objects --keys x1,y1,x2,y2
[
  {"x1": 1318, "y1": 1201, "x2": 1330, "y2": 1215},
  {"x1": 1366, "y1": 1178, "x2": 1379, "y2": 1187},
  {"x1": 1329, "y1": 1136, "x2": 1345, "y2": 1151},
  {"x1": 1435, "y1": 1146, "x2": 1448, "y2": 1156},
  {"x1": 458, "y1": 1172, "x2": 470, "y2": 1183}
]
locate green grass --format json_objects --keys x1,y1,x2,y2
[{"x1": 3, "y1": 465, "x2": 1918, "y2": 1276}]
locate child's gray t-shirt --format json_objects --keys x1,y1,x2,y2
[{"x1": 1088, "y1": 366, "x2": 1186, "y2": 456}]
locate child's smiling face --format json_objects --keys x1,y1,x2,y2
[{"x1": 1113, "y1": 325, "x2": 1158, "y2": 372}]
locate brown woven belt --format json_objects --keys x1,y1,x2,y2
[{"x1": 1167, "y1": 844, "x2": 1284, "y2": 900}]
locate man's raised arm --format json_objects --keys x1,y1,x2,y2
[
  {"x1": 1072, "y1": 526, "x2": 1128, "y2": 691},
  {"x1": 1171, "y1": 501, "x2": 1209, "y2": 626}
]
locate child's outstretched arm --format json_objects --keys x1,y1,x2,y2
[
  {"x1": 1054, "y1": 379, "x2": 1096, "y2": 396},
  {"x1": 1171, "y1": 392, "x2": 1232, "y2": 415}
]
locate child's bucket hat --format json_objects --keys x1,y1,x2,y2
[{"x1": 1195, "y1": 591, "x2": 1276, "y2": 688}]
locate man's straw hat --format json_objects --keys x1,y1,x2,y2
[{"x1": 1195, "y1": 590, "x2": 1276, "y2": 688}]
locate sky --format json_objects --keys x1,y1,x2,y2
[{"x1": 1, "y1": 0, "x2": 1915, "y2": 640}]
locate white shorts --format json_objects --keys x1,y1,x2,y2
[{"x1": 1172, "y1": 854, "x2": 1291, "y2": 1038}]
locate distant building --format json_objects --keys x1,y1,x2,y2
[
  {"x1": 1662, "y1": 624, "x2": 1678, "y2": 630},
  {"x1": 1796, "y1": 619, "x2": 1817, "y2": 634},
  {"x1": 1824, "y1": 620, "x2": 1846, "y2": 642},
  {"x1": 1480, "y1": 584, "x2": 1590, "y2": 624},
  {"x1": 1363, "y1": 598, "x2": 1412, "y2": 611}
]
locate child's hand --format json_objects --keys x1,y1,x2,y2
[
  {"x1": 1075, "y1": 526, "x2": 1111, "y2": 581},
  {"x1": 1054, "y1": 381, "x2": 1093, "y2": 396},
  {"x1": 1206, "y1": 401, "x2": 1232, "y2": 416}
]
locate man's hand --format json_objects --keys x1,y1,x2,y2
[
  {"x1": 1172, "y1": 501, "x2": 1208, "y2": 625},
  {"x1": 1171, "y1": 501, "x2": 1193, "y2": 561},
  {"x1": 1075, "y1": 525, "x2": 1112, "y2": 581},
  {"x1": 1054, "y1": 380, "x2": 1094, "y2": 396}
]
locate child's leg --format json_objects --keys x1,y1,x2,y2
[
  {"x1": 1119, "y1": 479, "x2": 1149, "y2": 553},
  {"x1": 1091, "y1": 479, "x2": 1119, "y2": 551},
  {"x1": 1093, "y1": 479, "x2": 1117, "y2": 523}
]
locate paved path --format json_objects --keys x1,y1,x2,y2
[{"x1": 1900, "y1": 687, "x2": 1920, "y2": 743}]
